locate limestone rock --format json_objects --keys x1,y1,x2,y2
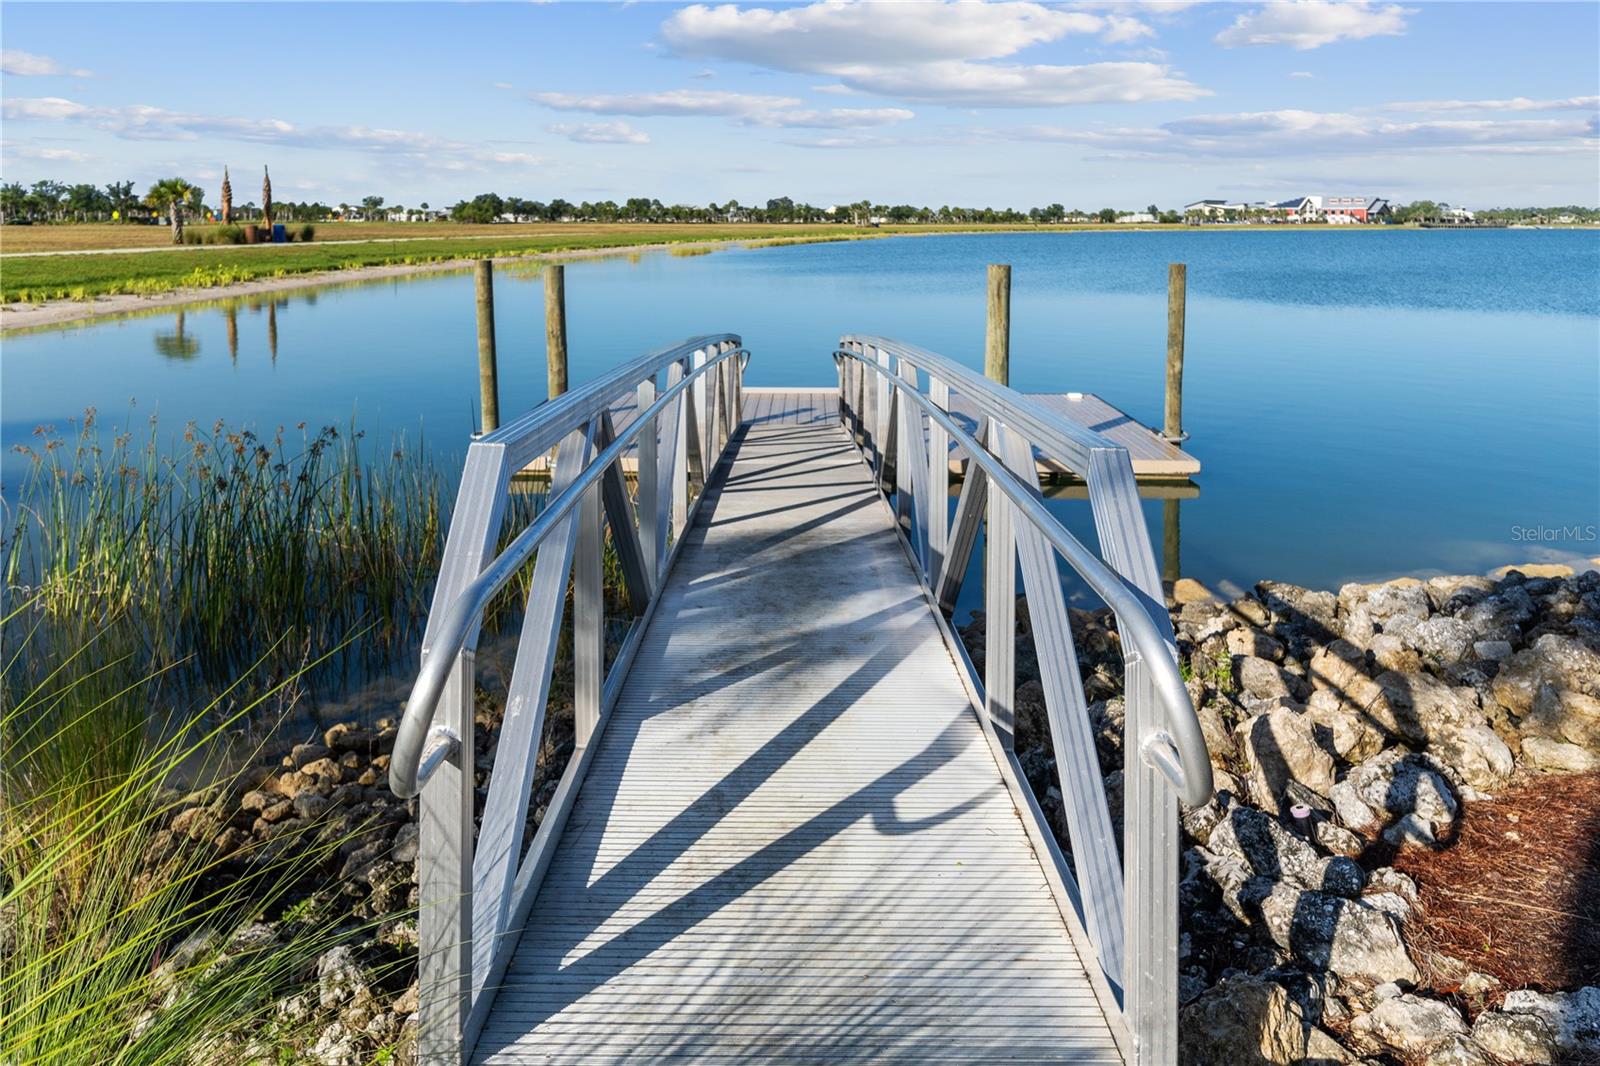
[
  {"x1": 1228, "y1": 626, "x2": 1286, "y2": 662},
  {"x1": 1521, "y1": 736, "x2": 1600, "y2": 772},
  {"x1": 1173, "y1": 577, "x2": 1217, "y2": 604},
  {"x1": 1236, "y1": 656, "x2": 1304, "y2": 702},
  {"x1": 1371, "y1": 670, "x2": 1486, "y2": 743},
  {"x1": 1257, "y1": 581, "x2": 1340, "y2": 635},
  {"x1": 1329, "y1": 749, "x2": 1457, "y2": 844},
  {"x1": 1472, "y1": 1008, "x2": 1558, "y2": 1064},
  {"x1": 1457, "y1": 585, "x2": 1536, "y2": 641},
  {"x1": 1473, "y1": 639, "x2": 1514, "y2": 661},
  {"x1": 317, "y1": 945, "x2": 368, "y2": 1010},
  {"x1": 1258, "y1": 885, "x2": 1419, "y2": 985},
  {"x1": 1425, "y1": 573, "x2": 1496, "y2": 614},
  {"x1": 1525, "y1": 683, "x2": 1600, "y2": 750},
  {"x1": 1429, "y1": 722, "x2": 1515, "y2": 790},
  {"x1": 1306, "y1": 689, "x2": 1388, "y2": 763},
  {"x1": 1385, "y1": 614, "x2": 1476, "y2": 667},
  {"x1": 1495, "y1": 987, "x2": 1600, "y2": 1056},
  {"x1": 1177, "y1": 975, "x2": 1312, "y2": 1065},
  {"x1": 1207, "y1": 805, "x2": 1360, "y2": 897},
  {"x1": 1350, "y1": 992, "x2": 1471, "y2": 1058},
  {"x1": 1238, "y1": 706, "x2": 1336, "y2": 810},
  {"x1": 1492, "y1": 634, "x2": 1600, "y2": 718},
  {"x1": 1366, "y1": 632, "x2": 1422, "y2": 674},
  {"x1": 290, "y1": 742, "x2": 330, "y2": 770}
]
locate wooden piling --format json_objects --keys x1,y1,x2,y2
[
  {"x1": 545, "y1": 264, "x2": 569, "y2": 399},
  {"x1": 985, "y1": 264, "x2": 1011, "y2": 387},
  {"x1": 475, "y1": 260, "x2": 499, "y2": 433},
  {"x1": 1164, "y1": 263, "x2": 1186, "y2": 442}
]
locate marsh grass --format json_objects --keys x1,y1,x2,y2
[
  {"x1": 5, "y1": 409, "x2": 444, "y2": 691},
  {"x1": 0, "y1": 614, "x2": 395, "y2": 1066}
]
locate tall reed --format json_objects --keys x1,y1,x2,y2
[{"x1": 4, "y1": 409, "x2": 444, "y2": 691}]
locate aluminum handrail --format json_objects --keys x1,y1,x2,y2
[
  {"x1": 834, "y1": 346, "x2": 1213, "y2": 807},
  {"x1": 390, "y1": 344, "x2": 746, "y2": 799},
  {"x1": 482, "y1": 333, "x2": 741, "y2": 470},
  {"x1": 841, "y1": 334, "x2": 1117, "y2": 476}
]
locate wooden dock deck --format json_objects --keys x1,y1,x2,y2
[
  {"x1": 521, "y1": 386, "x2": 1198, "y2": 481},
  {"x1": 473, "y1": 419, "x2": 1122, "y2": 1064}
]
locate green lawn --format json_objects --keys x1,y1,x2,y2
[{"x1": 0, "y1": 221, "x2": 1180, "y2": 303}]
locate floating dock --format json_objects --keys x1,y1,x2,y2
[{"x1": 521, "y1": 386, "x2": 1199, "y2": 480}]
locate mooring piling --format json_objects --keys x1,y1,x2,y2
[
  {"x1": 1164, "y1": 262, "x2": 1186, "y2": 443},
  {"x1": 545, "y1": 263, "x2": 569, "y2": 399},
  {"x1": 475, "y1": 259, "x2": 499, "y2": 433},
  {"x1": 985, "y1": 263, "x2": 1011, "y2": 386}
]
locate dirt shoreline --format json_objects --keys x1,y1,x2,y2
[{"x1": 0, "y1": 237, "x2": 777, "y2": 333}]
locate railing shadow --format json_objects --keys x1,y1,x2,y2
[{"x1": 471, "y1": 421, "x2": 1104, "y2": 1061}]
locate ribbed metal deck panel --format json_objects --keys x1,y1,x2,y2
[{"x1": 474, "y1": 421, "x2": 1120, "y2": 1064}]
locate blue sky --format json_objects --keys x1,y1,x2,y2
[{"x1": 2, "y1": 1, "x2": 1597, "y2": 209}]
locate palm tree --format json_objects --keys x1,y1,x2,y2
[
  {"x1": 144, "y1": 178, "x2": 198, "y2": 244},
  {"x1": 220, "y1": 167, "x2": 233, "y2": 225}
]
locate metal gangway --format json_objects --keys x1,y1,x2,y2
[{"x1": 390, "y1": 334, "x2": 1213, "y2": 1065}]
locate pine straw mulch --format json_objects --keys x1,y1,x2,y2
[{"x1": 1393, "y1": 769, "x2": 1600, "y2": 995}]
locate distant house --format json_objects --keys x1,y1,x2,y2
[
  {"x1": 1116, "y1": 212, "x2": 1157, "y2": 224},
  {"x1": 1440, "y1": 204, "x2": 1476, "y2": 223},
  {"x1": 1183, "y1": 199, "x2": 1237, "y2": 219},
  {"x1": 1322, "y1": 195, "x2": 1371, "y2": 223},
  {"x1": 1268, "y1": 196, "x2": 1318, "y2": 221}
]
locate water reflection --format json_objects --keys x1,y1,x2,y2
[{"x1": 152, "y1": 310, "x2": 199, "y2": 360}]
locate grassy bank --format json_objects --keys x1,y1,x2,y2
[
  {"x1": 0, "y1": 226, "x2": 857, "y2": 302},
  {"x1": 0, "y1": 221, "x2": 1209, "y2": 303}
]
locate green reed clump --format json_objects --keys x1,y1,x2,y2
[
  {"x1": 0, "y1": 616, "x2": 384, "y2": 1066},
  {"x1": 4, "y1": 409, "x2": 443, "y2": 686}
]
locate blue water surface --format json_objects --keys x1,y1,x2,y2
[{"x1": 4, "y1": 229, "x2": 1597, "y2": 594}]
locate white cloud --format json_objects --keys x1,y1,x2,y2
[
  {"x1": 1, "y1": 96, "x2": 544, "y2": 169},
  {"x1": 829, "y1": 60, "x2": 1206, "y2": 107},
  {"x1": 659, "y1": 1, "x2": 1203, "y2": 107},
  {"x1": 492, "y1": 81, "x2": 514, "y2": 90},
  {"x1": 756, "y1": 107, "x2": 915, "y2": 129},
  {"x1": 1, "y1": 49, "x2": 92, "y2": 77},
  {"x1": 1381, "y1": 96, "x2": 1600, "y2": 113},
  {"x1": 532, "y1": 89, "x2": 914, "y2": 128},
  {"x1": 1290, "y1": 71, "x2": 1315, "y2": 79},
  {"x1": 534, "y1": 89, "x2": 801, "y2": 119},
  {"x1": 663, "y1": 2, "x2": 1112, "y2": 66},
  {"x1": 1215, "y1": 2, "x2": 1411, "y2": 50},
  {"x1": 549, "y1": 120, "x2": 651, "y2": 144},
  {"x1": 1008, "y1": 108, "x2": 1596, "y2": 158},
  {"x1": 4, "y1": 144, "x2": 91, "y2": 162}
]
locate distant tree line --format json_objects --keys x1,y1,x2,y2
[
  {"x1": 0, "y1": 178, "x2": 345, "y2": 226},
  {"x1": 4, "y1": 178, "x2": 1594, "y2": 228},
  {"x1": 444, "y1": 194, "x2": 1193, "y2": 225}
]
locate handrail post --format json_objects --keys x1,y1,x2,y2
[
  {"x1": 984, "y1": 418, "x2": 1015, "y2": 747},
  {"x1": 574, "y1": 481, "x2": 603, "y2": 747},
  {"x1": 637, "y1": 375, "x2": 660, "y2": 582},
  {"x1": 418, "y1": 651, "x2": 476, "y2": 1065},
  {"x1": 926, "y1": 373, "x2": 950, "y2": 588},
  {"x1": 667, "y1": 359, "x2": 689, "y2": 541}
]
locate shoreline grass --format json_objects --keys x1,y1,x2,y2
[
  {"x1": 0, "y1": 611, "x2": 385, "y2": 1066},
  {"x1": 4, "y1": 409, "x2": 444, "y2": 693}
]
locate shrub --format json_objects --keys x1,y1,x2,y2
[
  {"x1": 297, "y1": 224, "x2": 315, "y2": 243},
  {"x1": 215, "y1": 224, "x2": 246, "y2": 245},
  {"x1": 181, "y1": 229, "x2": 204, "y2": 245}
]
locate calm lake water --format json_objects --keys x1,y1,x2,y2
[{"x1": 5, "y1": 230, "x2": 1598, "y2": 597}]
